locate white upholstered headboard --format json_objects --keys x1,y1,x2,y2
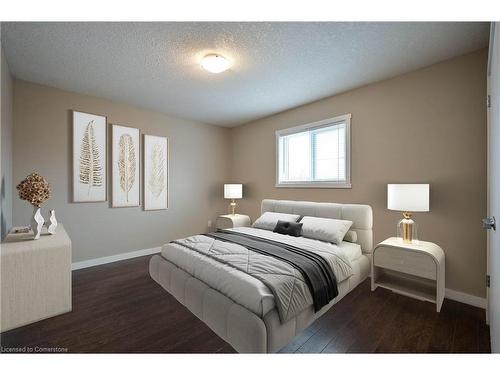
[{"x1": 261, "y1": 199, "x2": 373, "y2": 252}]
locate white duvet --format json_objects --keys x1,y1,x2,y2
[{"x1": 161, "y1": 227, "x2": 360, "y2": 319}]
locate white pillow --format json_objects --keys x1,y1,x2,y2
[
  {"x1": 252, "y1": 212, "x2": 301, "y2": 231},
  {"x1": 343, "y1": 230, "x2": 358, "y2": 243},
  {"x1": 300, "y1": 216, "x2": 353, "y2": 245}
]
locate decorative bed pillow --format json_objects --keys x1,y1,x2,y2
[
  {"x1": 252, "y1": 212, "x2": 301, "y2": 231},
  {"x1": 343, "y1": 230, "x2": 358, "y2": 243},
  {"x1": 299, "y1": 216, "x2": 353, "y2": 245},
  {"x1": 273, "y1": 220, "x2": 303, "y2": 237}
]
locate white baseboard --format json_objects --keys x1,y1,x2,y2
[
  {"x1": 72, "y1": 246, "x2": 162, "y2": 270},
  {"x1": 445, "y1": 288, "x2": 487, "y2": 309}
]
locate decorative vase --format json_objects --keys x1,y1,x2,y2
[
  {"x1": 48, "y1": 209, "x2": 58, "y2": 235},
  {"x1": 31, "y1": 206, "x2": 44, "y2": 240}
]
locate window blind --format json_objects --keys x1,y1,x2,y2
[{"x1": 277, "y1": 117, "x2": 349, "y2": 187}]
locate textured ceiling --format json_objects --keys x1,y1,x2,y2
[{"x1": 1, "y1": 22, "x2": 490, "y2": 127}]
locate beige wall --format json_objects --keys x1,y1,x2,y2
[
  {"x1": 12, "y1": 80, "x2": 231, "y2": 262},
  {"x1": 9, "y1": 48, "x2": 488, "y2": 298},
  {"x1": 1, "y1": 42, "x2": 13, "y2": 240},
  {"x1": 230, "y1": 49, "x2": 488, "y2": 298}
]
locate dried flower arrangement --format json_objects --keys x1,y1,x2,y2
[{"x1": 16, "y1": 172, "x2": 51, "y2": 207}]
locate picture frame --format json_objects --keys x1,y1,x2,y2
[
  {"x1": 111, "y1": 124, "x2": 141, "y2": 207},
  {"x1": 143, "y1": 134, "x2": 169, "y2": 210},
  {"x1": 72, "y1": 110, "x2": 107, "y2": 202}
]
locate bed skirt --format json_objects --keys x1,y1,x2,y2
[{"x1": 149, "y1": 253, "x2": 370, "y2": 353}]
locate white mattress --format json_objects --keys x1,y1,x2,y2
[{"x1": 160, "y1": 227, "x2": 365, "y2": 318}]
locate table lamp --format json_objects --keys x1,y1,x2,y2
[
  {"x1": 224, "y1": 184, "x2": 242, "y2": 216},
  {"x1": 387, "y1": 184, "x2": 429, "y2": 243}
]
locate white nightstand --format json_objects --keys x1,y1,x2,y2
[
  {"x1": 371, "y1": 237, "x2": 445, "y2": 312},
  {"x1": 215, "y1": 214, "x2": 251, "y2": 230}
]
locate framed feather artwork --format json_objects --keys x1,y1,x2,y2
[
  {"x1": 144, "y1": 134, "x2": 169, "y2": 210},
  {"x1": 72, "y1": 110, "x2": 107, "y2": 202},
  {"x1": 111, "y1": 124, "x2": 140, "y2": 207}
]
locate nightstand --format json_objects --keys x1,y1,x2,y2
[
  {"x1": 216, "y1": 214, "x2": 251, "y2": 229},
  {"x1": 371, "y1": 237, "x2": 445, "y2": 312}
]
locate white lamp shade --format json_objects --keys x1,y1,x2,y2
[
  {"x1": 224, "y1": 184, "x2": 242, "y2": 199},
  {"x1": 387, "y1": 184, "x2": 429, "y2": 212}
]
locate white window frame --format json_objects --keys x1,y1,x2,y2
[{"x1": 275, "y1": 113, "x2": 351, "y2": 188}]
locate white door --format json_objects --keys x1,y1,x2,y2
[{"x1": 488, "y1": 22, "x2": 500, "y2": 353}]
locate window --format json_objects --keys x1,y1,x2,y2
[{"x1": 276, "y1": 114, "x2": 351, "y2": 188}]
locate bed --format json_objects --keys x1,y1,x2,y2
[{"x1": 149, "y1": 199, "x2": 373, "y2": 353}]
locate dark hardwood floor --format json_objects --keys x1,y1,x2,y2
[{"x1": 0, "y1": 255, "x2": 491, "y2": 353}]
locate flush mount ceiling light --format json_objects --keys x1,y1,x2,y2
[{"x1": 201, "y1": 54, "x2": 231, "y2": 74}]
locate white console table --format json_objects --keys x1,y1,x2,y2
[{"x1": 1, "y1": 224, "x2": 72, "y2": 332}]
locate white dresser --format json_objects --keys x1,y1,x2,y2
[
  {"x1": 215, "y1": 214, "x2": 251, "y2": 230},
  {"x1": 371, "y1": 237, "x2": 445, "y2": 312},
  {"x1": 1, "y1": 225, "x2": 72, "y2": 332}
]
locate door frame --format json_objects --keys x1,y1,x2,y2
[{"x1": 487, "y1": 22, "x2": 497, "y2": 326}]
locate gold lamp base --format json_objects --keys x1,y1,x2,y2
[
  {"x1": 401, "y1": 211, "x2": 414, "y2": 243},
  {"x1": 229, "y1": 199, "x2": 237, "y2": 216}
]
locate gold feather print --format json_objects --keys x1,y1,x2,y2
[
  {"x1": 118, "y1": 133, "x2": 136, "y2": 202},
  {"x1": 148, "y1": 144, "x2": 165, "y2": 198},
  {"x1": 79, "y1": 121, "x2": 103, "y2": 195}
]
